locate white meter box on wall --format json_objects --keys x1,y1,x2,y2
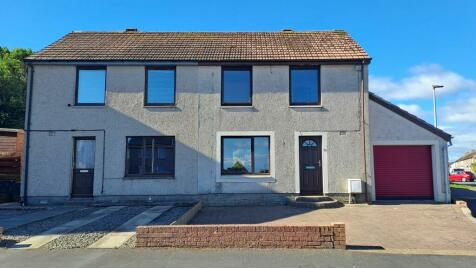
[{"x1": 348, "y1": 179, "x2": 362, "y2": 193}]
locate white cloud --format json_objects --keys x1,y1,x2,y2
[
  {"x1": 440, "y1": 97, "x2": 476, "y2": 160},
  {"x1": 396, "y1": 104, "x2": 426, "y2": 118},
  {"x1": 371, "y1": 63, "x2": 476, "y2": 161},
  {"x1": 370, "y1": 63, "x2": 476, "y2": 100},
  {"x1": 442, "y1": 97, "x2": 476, "y2": 123}
]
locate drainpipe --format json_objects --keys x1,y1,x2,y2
[
  {"x1": 360, "y1": 61, "x2": 369, "y2": 203},
  {"x1": 22, "y1": 64, "x2": 34, "y2": 206},
  {"x1": 444, "y1": 142, "x2": 451, "y2": 203}
]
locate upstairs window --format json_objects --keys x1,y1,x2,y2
[
  {"x1": 126, "y1": 136, "x2": 175, "y2": 177},
  {"x1": 290, "y1": 66, "x2": 320, "y2": 105},
  {"x1": 222, "y1": 67, "x2": 252, "y2": 106},
  {"x1": 145, "y1": 67, "x2": 176, "y2": 106},
  {"x1": 221, "y1": 136, "x2": 270, "y2": 175},
  {"x1": 76, "y1": 67, "x2": 106, "y2": 105}
]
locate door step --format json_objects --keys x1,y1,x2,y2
[{"x1": 288, "y1": 196, "x2": 342, "y2": 209}]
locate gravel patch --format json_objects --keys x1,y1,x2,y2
[
  {"x1": 120, "y1": 206, "x2": 191, "y2": 248},
  {"x1": 120, "y1": 234, "x2": 137, "y2": 248},
  {"x1": 0, "y1": 207, "x2": 97, "y2": 248},
  {"x1": 45, "y1": 206, "x2": 148, "y2": 249}
]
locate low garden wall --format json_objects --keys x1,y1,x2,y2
[{"x1": 136, "y1": 223, "x2": 345, "y2": 249}]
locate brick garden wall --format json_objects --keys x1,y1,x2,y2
[{"x1": 136, "y1": 223, "x2": 345, "y2": 249}]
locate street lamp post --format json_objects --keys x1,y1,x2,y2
[{"x1": 432, "y1": 85, "x2": 444, "y2": 128}]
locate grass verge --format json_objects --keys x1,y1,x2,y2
[{"x1": 450, "y1": 183, "x2": 476, "y2": 191}]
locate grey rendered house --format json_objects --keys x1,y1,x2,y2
[{"x1": 21, "y1": 30, "x2": 452, "y2": 205}]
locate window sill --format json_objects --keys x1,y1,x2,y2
[
  {"x1": 122, "y1": 176, "x2": 175, "y2": 180},
  {"x1": 221, "y1": 105, "x2": 254, "y2": 109},
  {"x1": 144, "y1": 105, "x2": 181, "y2": 112},
  {"x1": 69, "y1": 104, "x2": 106, "y2": 108},
  {"x1": 289, "y1": 105, "x2": 323, "y2": 108},
  {"x1": 217, "y1": 176, "x2": 276, "y2": 183},
  {"x1": 144, "y1": 105, "x2": 177, "y2": 108}
]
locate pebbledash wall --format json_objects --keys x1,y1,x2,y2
[
  {"x1": 23, "y1": 63, "x2": 370, "y2": 204},
  {"x1": 369, "y1": 100, "x2": 450, "y2": 202}
]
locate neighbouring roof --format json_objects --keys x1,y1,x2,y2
[
  {"x1": 369, "y1": 92, "x2": 452, "y2": 142},
  {"x1": 25, "y1": 30, "x2": 371, "y2": 62},
  {"x1": 0, "y1": 128, "x2": 24, "y2": 133},
  {"x1": 454, "y1": 151, "x2": 476, "y2": 162}
]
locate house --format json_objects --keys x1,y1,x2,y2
[
  {"x1": 21, "y1": 30, "x2": 452, "y2": 205},
  {"x1": 450, "y1": 151, "x2": 476, "y2": 172}
]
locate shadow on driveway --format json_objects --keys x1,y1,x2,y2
[{"x1": 451, "y1": 187, "x2": 476, "y2": 217}]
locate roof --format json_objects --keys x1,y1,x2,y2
[
  {"x1": 369, "y1": 92, "x2": 452, "y2": 142},
  {"x1": 25, "y1": 30, "x2": 371, "y2": 63},
  {"x1": 0, "y1": 128, "x2": 24, "y2": 133},
  {"x1": 454, "y1": 151, "x2": 476, "y2": 162}
]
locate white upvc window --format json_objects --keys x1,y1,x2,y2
[{"x1": 216, "y1": 131, "x2": 275, "y2": 183}]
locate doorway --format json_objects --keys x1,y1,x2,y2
[
  {"x1": 299, "y1": 136, "x2": 323, "y2": 195},
  {"x1": 71, "y1": 137, "x2": 95, "y2": 197}
]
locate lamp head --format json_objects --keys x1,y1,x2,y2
[{"x1": 432, "y1": 85, "x2": 444, "y2": 89}]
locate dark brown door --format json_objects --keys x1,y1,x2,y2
[
  {"x1": 72, "y1": 137, "x2": 95, "y2": 197},
  {"x1": 299, "y1": 136, "x2": 323, "y2": 195}
]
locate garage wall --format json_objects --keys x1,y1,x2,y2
[{"x1": 369, "y1": 100, "x2": 449, "y2": 202}]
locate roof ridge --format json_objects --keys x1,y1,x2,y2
[
  {"x1": 455, "y1": 150, "x2": 476, "y2": 162},
  {"x1": 69, "y1": 30, "x2": 346, "y2": 34}
]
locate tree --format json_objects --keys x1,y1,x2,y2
[
  {"x1": 471, "y1": 163, "x2": 476, "y2": 174},
  {"x1": 0, "y1": 47, "x2": 32, "y2": 129}
]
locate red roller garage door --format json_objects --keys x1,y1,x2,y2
[{"x1": 373, "y1": 145, "x2": 434, "y2": 200}]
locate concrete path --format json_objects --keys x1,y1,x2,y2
[
  {"x1": 0, "y1": 248, "x2": 475, "y2": 268},
  {"x1": 12, "y1": 206, "x2": 124, "y2": 249},
  {"x1": 0, "y1": 207, "x2": 76, "y2": 230},
  {"x1": 88, "y1": 206, "x2": 171, "y2": 249}
]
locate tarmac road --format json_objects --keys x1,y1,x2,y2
[{"x1": 0, "y1": 248, "x2": 475, "y2": 268}]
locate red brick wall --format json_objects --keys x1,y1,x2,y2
[{"x1": 136, "y1": 223, "x2": 345, "y2": 249}]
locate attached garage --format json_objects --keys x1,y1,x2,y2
[
  {"x1": 373, "y1": 145, "x2": 433, "y2": 200},
  {"x1": 369, "y1": 93, "x2": 452, "y2": 202}
]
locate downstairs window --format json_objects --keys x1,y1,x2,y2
[
  {"x1": 125, "y1": 136, "x2": 175, "y2": 177},
  {"x1": 221, "y1": 136, "x2": 270, "y2": 175}
]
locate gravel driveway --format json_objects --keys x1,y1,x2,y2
[
  {"x1": 0, "y1": 207, "x2": 97, "y2": 248},
  {"x1": 44, "y1": 206, "x2": 148, "y2": 249},
  {"x1": 1, "y1": 205, "x2": 192, "y2": 249}
]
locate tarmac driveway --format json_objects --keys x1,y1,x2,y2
[
  {"x1": 192, "y1": 204, "x2": 476, "y2": 253},
  {"x1": 451, "y1": 185, "x2": 476, "y2": 217}
]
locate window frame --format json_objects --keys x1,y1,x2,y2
[
  {"x1": 144, "y1": 66, "x2": 177, "y2": 106},
  {"x1": 75, "y1": 66, "x2": 107, "y2": 106},
  {"x1": 220, "y1": 136, "x2": 270, "y2": 176},
  {"x1": 221, "y1": 66, "x2": 253, "y2": 106},
  {"x1": 124, "y1": 136, "x2": 175, "y2": 178},
  {"x1": 289, "y1": 66, "x2": 321, "y2": 106}
]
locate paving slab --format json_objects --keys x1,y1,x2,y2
[
  {"x1": 191, "y1": 204, "x2": 476, "y2": 252},
  {"x1": 0, "y1": 207, "x2": 76, "y2": 230},
  {"x1": 11, "y1": 206, "x2": 124, "y2": 249},
  {"x1": 88, "y1": 206, "x2": 171, "y2": 249}
]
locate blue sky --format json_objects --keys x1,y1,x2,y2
[{"x1": 1, "y1": 0, "x2": 475, "y2": 160}]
